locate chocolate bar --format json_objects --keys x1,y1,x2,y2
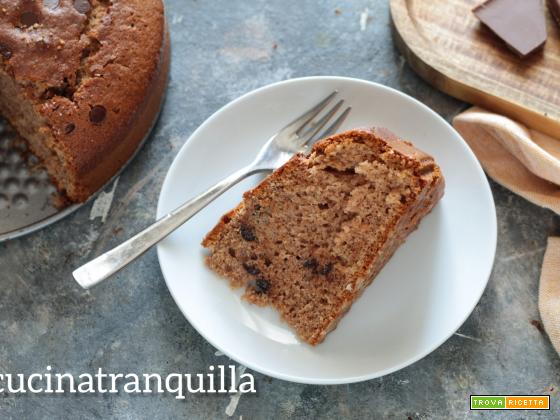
[{"x1": 473, "y1": 0, "x2": 547, "y2": 57}]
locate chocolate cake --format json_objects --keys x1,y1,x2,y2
[
  {"x1": 203, "y1": 128, "x2": 445, "y2": 345},
  {"x1": 0, "y1": 0, "x2": 169, "y2": 202}
]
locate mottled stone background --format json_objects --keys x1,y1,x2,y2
[{"x1": 1, "y1": 0, "x2": 559, "y2": 418}]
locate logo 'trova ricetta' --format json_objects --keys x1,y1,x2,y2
[{"x1": 470, "y1": 395, "x2": 550, "y2": 410}]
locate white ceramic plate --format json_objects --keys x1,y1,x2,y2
[{"x1": 157, "y1": 76, "x2": 496, "y2": 384}]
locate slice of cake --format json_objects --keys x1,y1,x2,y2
[
  {"x1": 202, "y1": 128, "x2": 445, "y2": 345},
  {"x1": 0, "y1": 0, "x2": 169, "y2": 202}
]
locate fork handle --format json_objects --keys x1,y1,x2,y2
[{"x1": 73, "y1": 165, "x2": 261, "y2": 289}]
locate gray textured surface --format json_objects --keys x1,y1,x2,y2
[{"x1": 1, "y1": 0, "x2": 559, "y2": 418}]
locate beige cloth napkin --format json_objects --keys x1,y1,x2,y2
[{"x1": 453, "y1": 107, "x2": 560, "y2": 354}]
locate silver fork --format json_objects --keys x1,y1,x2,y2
[{"x1": 73, "y1": 91, "x2": 351, "y2": 289}]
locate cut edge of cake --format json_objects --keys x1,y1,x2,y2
[{"x1": 202, "y1": 127, "x2": 445, "y2": 345}]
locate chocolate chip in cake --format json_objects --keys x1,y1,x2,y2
[
  {"x1": 64, "y1": 123, "x2": 76, "y2": 134},
  {"x1": 318, "y1": 203, "x2": 329, "y2": 210},
  {"x1": 73, "y1": 0, "x2": 91, "y2": 14},
  {"x1": 0, "y1": 43, "x2": 12, "y2": 59},
  {"x1": 253, "y1": 278, "x2": 270, "y2": 294},
  {"x1": 319, "y1": 263, "x2": 333, "y2": 275},
  {"x1": 239, "y1": 224, "x2": 256, "y2": 241},
  {"x1": 303, "y1": 258, "x2": 318, "y2": 270},
  {"x1": 89, "y1": 105, "x2": 107, "y2": 124},
  {"x1": 20, "y1": 11, "x2": 40, "y2": 27},
  {"x1": 242, "y1": 262, "x2": 261, "y2": 276}
]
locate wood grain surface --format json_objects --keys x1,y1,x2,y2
[{"x1": 390, "y1": 0, "x2": 560, "y2": 138}]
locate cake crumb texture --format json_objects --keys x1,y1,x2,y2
[{"x1": 202, "y1": 128, "x2": 445, "y2": 345}]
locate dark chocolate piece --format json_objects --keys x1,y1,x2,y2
[
  {"x1": 549, "y1": 0, "x2": 560, "y2": 26},
  {"x1": 253, "y1": 279, "x2": 270, "y2": 294},
  {"x1": 239, "y1": 224, "x2": 256, "y2": 241},
  {"x1": 89, "y1": 105, "x2": 107, "y2": 124},
  {"x1": 242, "y1": 262, "x2": 261, "y2": 275},
  {"x1": 20, "y1": 11, "x2": 40, "y2": 27},
  {"x1": 64, "y1": 123, "x2": 76, "y2": 135},
  {"x1": 303, "y1": 258, "x2": 318, "y2": 270},
  {"x1": 473, "y1": 0, "x2": 547, "y2": 57}
]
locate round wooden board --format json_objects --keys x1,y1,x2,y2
[{"x1": 390, "y1": 0, "x2": 560, "y2": 138}]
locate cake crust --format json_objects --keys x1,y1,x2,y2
[
  {"x1": 203, "y1": 128, "x2": 445, "y2": 345},
  {"x1": 0, "y1": 0, "x2": 169, "y2": 201}
]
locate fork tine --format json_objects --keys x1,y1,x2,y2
[
  {"x1": 282, "y1": 91, "x2": 338, "y2": 133},
  {"x1": 297, "y1": 99, "x2": 344, "y2": 145},
  {"x1": 309, "y1": 106, "x2": 352, "y2": 144}
]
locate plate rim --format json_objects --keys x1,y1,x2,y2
[{"x1": 156, "y1": 75, "x2": 497, "y2": 385}]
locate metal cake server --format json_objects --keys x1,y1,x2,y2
[{"x1": 73, "y1": 91, "x2": 351, "y2": 289}]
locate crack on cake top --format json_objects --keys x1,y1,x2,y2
[
  {"x1": 39, "y1": 0, "x2": 111, "y2": 102},
  {"x1": 0, "y1": 0, "x2": 112, "y2": 102}
]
